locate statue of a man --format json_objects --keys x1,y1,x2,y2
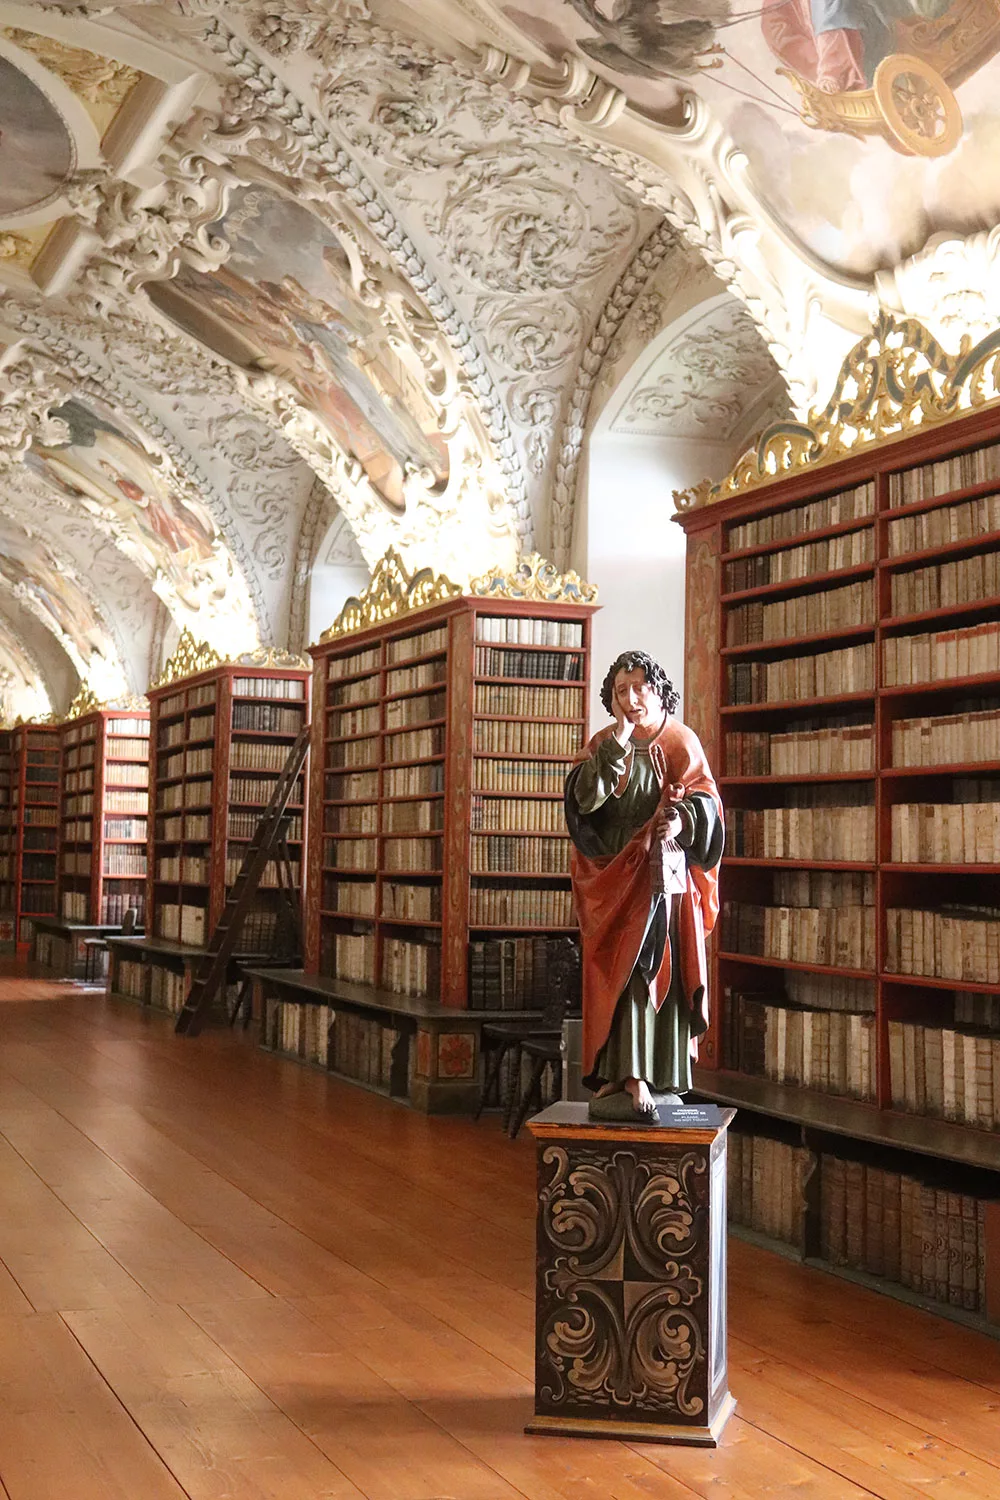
[{"x1": 564, "y1": 650, "x2": 724, "y2": 1120}]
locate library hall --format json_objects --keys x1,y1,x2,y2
[{"x1": 2, "y1": 1, "x2": 1000, "y2": 1497}]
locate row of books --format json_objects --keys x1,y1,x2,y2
[
  {"x1": 724, "y1": 529, "x2": 873, "y2": 593},
  {"x1": 332, "y1": 931, "x2": 375, "y2": 983},
  {"x1": 327, "y1": 770, "x2": 378, "y2": 801},
  {"x1": 883, "y1": 620, "x2": 1000, "y2": 683},
  {"x1": 469, "y1": 935, "x2": 580, "y2": 1010},
  {"x1": 157, "y1": 903, "x2": 206, "y2": 945},
  {"x1": 106, "y1": 790, "x2": 146, "y2": 813},
  {"x1": 723, "y1": 972, "x2": 876, "y2": 1037},
  {"x1": 471, "y1": 835, "x2": 571, "y2": 875},
  {"x1": 325, "y1": 839, "x2": 377, "y2": 871},
  {"x1": 473, "y1": 758, "x2": 568, "y2": 793},
  {"x1": 63, "y1": 852, "x2": 91, "y2": 874},
  {"x1": 21, "y1": 854, "x2": 56, "y2": 879},
  {"x1": 473, "y1": 721, "x2": 581, "y2": 756},
  {"x1": 60, "y1": 893, "x2": 87, "y2": 921},
  {"x1": 891, "y1": 797, "x2": 1000, "y2": 863},
  {"x1": 721, "y1": 900, "x2": 875, "y2": 969},
  {"x1": 328, "y1": 706, "x2": 379, "y2": 738},
  {"x1": 232, "y1": 908, "x2": 281, "y2": 952},
  {"x1": 231, "y1": 810, "x2": 300, "y2": 841},
  {"x1": 101, "y1": 887, "x2": 144, "y2": 924},
  {"x1": 230, "y1": 741, "x2": 289, "y2": 772},
  {"x1": 325, "y1": 805, "x2": 378, "y2": 835},
  {"x1": 889, "y1": 449, "x2": 1000, "y2": 512},
  {"x1": 385, "y1": 626, "x2": 447, "y2": 665},
  {"x1": 725, "y1": 482, "x2": 874, "y2": 552},
  {"x1": 106, "y1": 719, "x2": 149, "y2": 738},
  {"x1": 383, "y1": 727, "x2": 445, "y2": 765},
  {"x1": 322, "y1": 876, "x2": 376, "y2": 916},
  {"x1": 157, "y1": 855, "x2": 207, "y2": 881},
  {"x1": 230, "y1": 775, "x2": 303, "y2": 806},
  {"x1": 232, "y1": 675, "x2": 305, "y2": 699},
  {"x1": 474, "y1": 684, "x2": 585, "y2": 719},
  {"x1": 470, "y1": 796, "x2": 565, "y2": 833},
  {"x1": 727, "y1": 642, "x2": 873, "y2": 705},
  {"x1": 886, "y1": 906, "x2": 1000, "y2": 983},
  {"x1": 160, "y1": 683, "x2": 216, "y2": 715},
  {"x1": 726, "y1": 579, "x2": 873, "y2": 647},
  {"x1": 893, "y1": 706, "x2": 1000, "y2": 766},
  {"x1": 383, "y1": 764, "x2": 444, "y2": 797},
  {"x1": 160, "y1": 716, "x2": 210, "y2": 749},
  {"x1": 64, "y1": 746, "x2": 96, "y2": 769},
  {"x1": 386, "y1": 662, "x2": 446, "y2": 695},
  {"x1": 232, "y1": 702, "x2": 303, "y2": 734},
  {"x1": 329, "y1": 672, "x2": 380, "y2": 707},
  {"x1": 888, "y1": 1020, "x2": 1000, "y2": 1129},
  {"x1": 149, "y1": 969, "x2": 185, "y2": 1015},
  {"x1": 114, "y1": 959, "x2": 147, "y2": 1003},
  {"x1": 727, "y1": 1133, "x2": 807, "y2": 1247},
  {"x1": 105, "y1": 817, "x2": 147, "y2": 840},
  {"x1": 224, "y1": 857, "x2": 300, "y2": 889},
  {"x1": 21, "y1": 808, "x2": 58, "y2": 826},
  {"x1": 384, "y1": 692, "x2": 446, "y2": 729},
  {"x1": 106, "y1": 764, "x2": 147, "y2": 787},
  {"x1": 383, "y1": 935, "x2": 440, "y2": 998},
  {"x1": 723, "y1": 992, "x2": 877, "y2": 1099},
  {"x1": 891, "y1": 548, "x2": 1000, "y2": 617},
  {"x1": 475, "y1": 617, "x2": 583, "y2": 647},
  {"x1": 102, "y1": 850, "x2": 146, "y2": 876},
  {"x1": 820, "y1": 1156, "x2": 989, "y2": 1313},
  {"x1": 382, "y1": 881, "x2": 441, "y2": 921},
  {"x1": 21, "y1": 786, "x2": 58, "y2": 804},
  {"x1": 20, "y1": 888, "x2": 55, "y2": 913},
  {"x1": 474, "y1": 647, "x2": 583, "y2": 681},
  {"x1": 263, "y1": 1000, "x2": 398, "y2": 1092},
  {"x1": 63, "y1": 771, "x2": 94, "y2": 793},
  {"x1": 383, "y1": 837, "x2": 442, "y2": 873},
  {"x1": 468, "y1": 884, "x2": 574, "y2": 927},
  {"x1": 726, "y1": 805, "x2": 874, "y2": 862},
  {"x1": 328, "y1": 646, "x2": 380, "y2": 680},
  {"x1": 382, "y1": 800, "x2": 443, "y2": 833}
]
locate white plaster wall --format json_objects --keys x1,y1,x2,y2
[
  {"x1": 306, "y1": 561, "x2": 371, "y2": 648},
  {"x1": 577, "y1": 433, "x2": 733, "y2": 733}
]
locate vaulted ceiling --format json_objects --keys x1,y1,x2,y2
[{"x1": 1, "y1": 0, "x2": 996, "y2": 716}]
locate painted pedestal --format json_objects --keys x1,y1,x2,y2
[{"x1": 526, "y1": 1101, "x2": 736, "y2": 1445}]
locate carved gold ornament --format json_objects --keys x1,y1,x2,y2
[
  {"x1": 233, "y1": 646, "x2": 310, "y2": 670},
  {"x1": 64, "y1": 685, "x2": 100, "y2": 721},
  {"x1": 470, "y1": 552, "x2": 599, "y2": 604},
  {"x1": 674, "y1": 312, "x2": 1000, "y2": 511},
  {"x1": 321, "y1": 548, "x2": 462, "y2": 641},
  {"x1": 151, "y1": 629, "x2": 223, "y2": 688},
  {"x1": 63, "y1": 688, "x2": 150, "y2": 721},
  {"x1": 3, "y1": 29, "x2": 141, "y2": 124}
]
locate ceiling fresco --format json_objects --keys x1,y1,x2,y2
[{"x1": 493, "y1": 0, "x2": 1000, "y2": 276}]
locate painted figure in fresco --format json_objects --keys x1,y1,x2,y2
[
  {"x1": 564, "y1": 651, "x2": 723, "y2": 1120},
  {"x1": 762, "y1": 0, "x2": 951, "y2": 92},
  {"x1": 566, "y1": 0, "x2": 729, "y2": 77}
]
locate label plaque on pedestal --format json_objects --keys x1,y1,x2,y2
[{"x1": 525, "y1": 1101, "x2": 736, "y2": 1445}]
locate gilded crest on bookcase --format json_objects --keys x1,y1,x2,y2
[
  {"x1": 233, "y1": 646, "x2": 310, "y2": 671},
  {"x1": 151, "y1": 628, "x2": 223, "y2": 688},
  {"x1": 674, "y1": 312, "x2": 1000, "y2": 512},
  {"x1": 469, "y1": 552, "x2": 599, "y2": 604},
  {"x1": 63, "y1": 688, "x2": 150, "y2": 720},
  {"x1": 320, "y1": 548, "x2": 462, "y2": 641}
]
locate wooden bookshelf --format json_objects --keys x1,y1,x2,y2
[
  {"x1": 285, "y1": 551, "x2": 595, "y2": 1111},
  {"x1": 105, "y1": 636, "x2": 311, "y2": 1018},
  {"x1": 59, "y1": 706, "x2": 150, "y2": 928},
  {"x1": 675, "y1": 316, "x2": 1000, "y2": 1333},
  {"x1": 0, "y1": 728, "x2": 13, "y2": 951},
  {"x1": 7, "y1": 722, "x2": 60, "y2": 953}
]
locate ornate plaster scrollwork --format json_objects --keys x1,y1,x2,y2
[{"x1": 0, "y1": 345, "x2": 71, "y2": 467}]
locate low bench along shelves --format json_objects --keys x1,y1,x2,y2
[
  {"x1": 273, "y1": 551, "x2": 596, "y2": 1111},
  {"x1": 675, "y1": 315, "x2": 1000, "y2": 1335},
  {"x1": 106, "y1": 635, "x2": 311, "y2": 1017}
]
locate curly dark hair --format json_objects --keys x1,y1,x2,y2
[{"x1": 600, "y1": 650, "x2": 680, "y2": 717}]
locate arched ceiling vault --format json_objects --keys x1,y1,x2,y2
[{"x1": 3, "y1": 0, "x2": 994, "y2": 711}]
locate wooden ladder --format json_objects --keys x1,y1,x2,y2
[{"x1": 175, "y1": 725, "x2": 309, "y2": 1037}]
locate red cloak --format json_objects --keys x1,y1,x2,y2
[{"x1": 569, "y1": 717, "x2": 722, "y2": 1079}]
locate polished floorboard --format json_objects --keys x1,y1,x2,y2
[{"x1": 0, "y1": 964, "x2": 998, "y2": 1500}]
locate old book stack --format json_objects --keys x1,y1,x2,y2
[
  {"x1": 58, "y1": 707, "x2": 150, "y2": 927},
  {"x1": 6, "y1": 723, "x2": 60, "y2": 952},
  {"x1": 677, "y1": 345, "x2": 1000, "y2": 1332}
]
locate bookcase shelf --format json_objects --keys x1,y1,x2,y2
[
  {"x1": 1, "y1": 723, "x2": 61, "y2": 952},
  {"x1": 678, "y1": 389, "x2": 1000, "y2": 1331},
  {"x1": 300, "y1": 580, "x2": 593, "y2": 1111}
]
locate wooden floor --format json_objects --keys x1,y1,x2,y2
[{"x1": 0, "y1": 969, "x2": 998, "y2": 1500}]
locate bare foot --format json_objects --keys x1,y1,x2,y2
[{"x1": 623, "y1": 1077, "x2": 657, "y2": 1115}]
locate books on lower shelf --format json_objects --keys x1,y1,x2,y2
[
  {"x1": 891, "y1": 548, "x2": 1000, "y2": 616},
  {"x1": 819, "y1": 1155, "x2": 989, "y2": 1314},
  {"x1": 728, "y1": 1132, "x2": 807, "y2": 1248},
  {"x1": 728, "y1": 642, "x2": 873, "y2": 704},
  {"x1": 888, "y1": 1016, "x2": 1000, "y2": 1129},
  {"x1": 157, "y1": 903, "x2": 206, "y2": 946},
  {"x1": 883, "y1": 621, "x2": 1000, "y2": 684},
  {"x1": 886, "y1": 907, "x2": 1000, "y2": 983},
  {"x1": 323, "y1": 877, "x2": 377, "y2": 916},
  {"x1": 723, "y1": 873, "x2": 876, "y2": 969},
  {"x1": 892, "y1": 705, "x2": 1000, "y2": 766},
  {"x1": 473, "y1": 758, "x2": 569, "y2": 792},
  {"x1": 474, "y1": 684, "x2": 584, "y2": 718},
  {"x1": 468, "y1": 934, "x2": 580, "y2": 1010},
  {"x1": 470, "y1": 835, "x2": 571, "y2": 874},
  {"x1": 470, "y1": 796, "x2": 564, "y2": 833},
  {"x1": 381, "y1": 881, "x2": 440, "y2": 921},
  {"x1": 382, "y1": 934, "x2": 440, "y2": 998},
  {"x1": 727, "y1": 793, "x2": 874, "y2": 861},
  {"x1": 891, "y1": 791, "x2": 1000, "y2": 862},
  {"x1": 474, "y1": 646, "x2": 583, "y2": 680},
  {"x1": 722, "y1": 989, "x2": 876, "y2": 1100},
  {"x1": 262, "y1": 1000, "x2": 397, "y2": 1092},
  {"x1": 473, "y1": 721, "x2": 581, "y2": 756}
]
